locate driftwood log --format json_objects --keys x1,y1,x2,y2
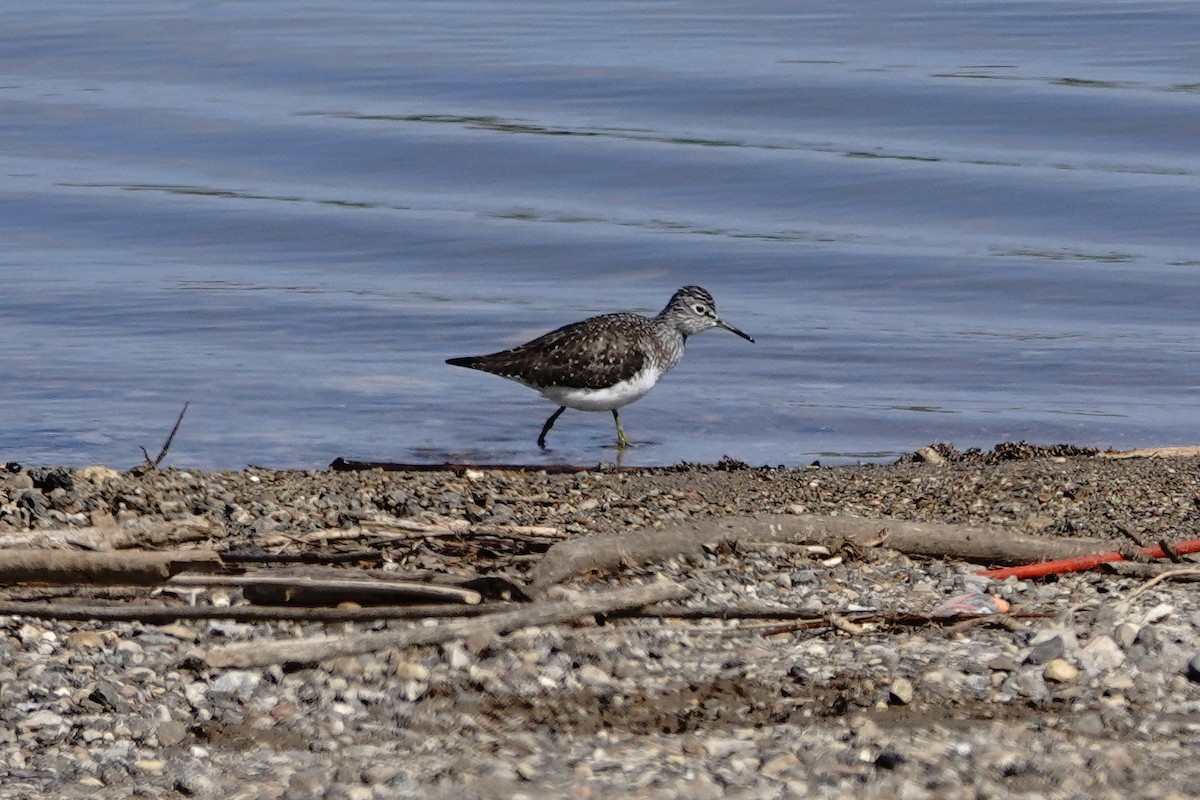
[
  {"x1": 0, "y1": 549, "x2": 223, "y2": 586},
  {"x1": 1099, "y1": 446, "x2": 1200, "y2": 459},
  {"x1": 0, "y1": 515, "x2": 222, "y2": 551},
  {"x1": 202, "y1": 580, "x2": 689, "y2": 669},
  {"x1": 530, "y1": 513, "x2": 1118, "y2": 593}
]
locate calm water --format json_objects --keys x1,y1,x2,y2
[{"x1": 2, "y1": 1, "x2": 1198, "y2": 469}]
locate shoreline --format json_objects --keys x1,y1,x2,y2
[{"x1": 2, "y1": 445, "x2": 1199, "y2": 797}]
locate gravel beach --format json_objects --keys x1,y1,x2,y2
[{"x1": 2, "y1": 446, "x2": 1199, "y2": 799}]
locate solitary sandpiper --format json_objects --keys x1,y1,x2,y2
[{"x1": 446, "y1": 285, "x2": 754, "y2": 448}]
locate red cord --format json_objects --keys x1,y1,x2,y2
[{"x1": 979, "y1": 538, "x2": 1200, "y2": 580}]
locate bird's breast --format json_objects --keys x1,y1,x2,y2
[{"x1": 539, "y1": 367, "x2": 663, "y2": 411}]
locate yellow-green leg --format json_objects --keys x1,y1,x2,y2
[{"x1": 612, "y1": 409, "x2": 630, "y2": 448}]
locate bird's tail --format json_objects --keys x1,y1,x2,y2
[{"x1": 446, "y1": 356, "x2": 482, "y2": 369}]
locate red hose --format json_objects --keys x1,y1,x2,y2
[{"x1": 979, "y1": 538, "x2": 1200, "y2": 580}]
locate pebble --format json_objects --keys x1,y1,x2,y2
[
  {"x1": 1025, "y1": 634, "x2": 1065, "y2": 666},
  {"x1": 1114, "y1": 622, "x2": 1140, "y2": 649},
  {"x1": 156, "y1": 720, "x2": 189, "y2": 747},
  {"x1": 1043, "y1": 659, "x2": 1080, "y2": 683},
  {"x1": 578, "y1": 664, "x2": 612, "y2": 686},
  {"x1": 1079, "y1": 635, "x2": 1125, "y2": 673},
  {"x1": 888, "y1": 677, "x2": 915, "y2": 705},
  {"x1": 1186, "y1": 655, "x2": 1200, "y2": 684},
  {"x1": 208, "y1": 670, "x2": 261, "y2": 701},
  {"x1": 761, "y1": 753, "x2": 801, "y2": 776},
  {"x1": 67, "y1": 630, "x2": 107, "y2": 649}
]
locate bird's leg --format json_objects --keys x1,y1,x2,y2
[
  {"x1": 612, "y1": 409, "x2": 630, "y2": 448},
  {"x1": 538, "y1": 407, "x2": 566, "y2": 449}
]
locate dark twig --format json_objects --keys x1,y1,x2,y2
[{"x1": 141, "y1": 402, "x2": 190, "y2": 468}]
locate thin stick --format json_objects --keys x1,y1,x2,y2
[
  {"x1": 1118, "y1": 568, "x2": 1200, "y2": 605},
  {"x1": 141, "y1": 402, "x2": 190, "y2": 468},
  {"x1": 201, "y1": 580, "x2": 689, "y2": 669},
  {"x1": 166, "y1": 574, "x2": 482, "y2": 605}
]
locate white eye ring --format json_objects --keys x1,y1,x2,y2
[{"x1": 693, "y1": 304, "x2": 707, "y2": 314}]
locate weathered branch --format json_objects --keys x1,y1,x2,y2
[
  {"x1": 530, "y1": 514, "x2": 1115, "y2": 593},
  {"x1": 201, "y1": 579, "x2": 689, "y2": 669},
  {"x1": 1100, "y1": 446, "x2": 1200, "y2": 459},
  {"x1": 0, "y1": 600, "x2": 509, "y2": 624},
  {"x1": 140, "y1": 401, "x2": 189, "y2": 468},
  {"x1": 0, "y1": 515, "x2": 222, "y2": 551},
  {"x1": 166, "y1": 573, "x2": 482, "y2": 605},
  {"x1": 0, "y1": 549, "x2": 223, "y2": 586}
]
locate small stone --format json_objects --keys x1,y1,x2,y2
[
  {"x1": 612, "y1": 658, "x2": 642, "y2": 679},
  {"x1": 516, "y1": 761, "x2": 538, "y2": 781},
  {"x1": 156, "y1": 720, "x2": 189, "y2": 747},
  {"x1": 115, "y1": 639, "x2": 144, "y2": 656},
  {"x1": 158, "y1": 624, "x2": 198, "y2": 641},
  {"x1": 68, "y1": 631, "x2": 107, "y2": 649},
  {"x1": 184, "y1": 682, "x2": 208, "y2": 709},
  {"x1": 78, "y1": 465, "x2": 121, "y2": 483},
  {"x1": 874, "y1": 751, "x2": 907, "y2": 770},
  {"x1": 847, "y1": 715, "x2": 882, "y2": 740},
  {"x1": 1024, "y1": 514, "x2": 1054, "y2": 532},
  {"x1": 465, "y1": 630, "x2": 495, "y2": 655},
  {"x1": 1185, "y1": 654, "x2": 1200, "y2": 684},
  {"x1": 1143, "y1": 603, "x2": 1174, "y2": 624},
  {"x1": 363, "y1": 763, "x2": 401, "y2": 785},
  {"x1": 987, "y1": 655, "x2": 1021, "y2": 672},
  {"x1": 1015, "y1": 671, "x2": 1047, "y2": 699},
  {"x1": 1133, "y1": 625, "x2": 1159, "y2": 650},
  {"x1": 888, "y1": 677, "x2": 914, "y2": 705},
  {"x1": 1043, "y1": 659, "x2": 1079, "y2": 683},
  {"x1": 1025, "y1": 635, "x2": 1064, "y2": 665},
  {"x1": 175, "y1": 770, "x2": 219, "y2": 798},
  {"x1": 5, "y1": 472, "x2": 34, "y2": 490},
  {"x1": 578, "y1": 665, "x2": 611, "y2": 686},
  {"x1": 21, "y1": 710, "x2": 64, "y2": 731},
  {"x1": 1071, "y1": 712, "x2": 1105, "y2": 736},
  {"x1": 135, "y1": 759, "x2": 166, "y2": 773},
  {"x1": 1080, "y1": 635, "x2": 1125, "y2": 672},
  {"x1": 1114, "y1": 623, "x2": 1139, "y2": 649},
  {"x1": 1103, "y1": 673, "x2": 1134, "y2": 692},
  {"x1": 393, "y1": 661, "x2": 430, "y2": 682},
  {"x1": 704, "y1": 736, "x2": 757, "y2": 759},
  {"x1": 444, "y1": 642, "x2": 472, "y2": 670},
  {"x1": 761, "y1": 753, "x2": 800, "y2": 776},
  {"x1": 208, "y1": 670, "x2": 261, "y2": 701},
  {"x1": 914, "y1": 446, "x2": 944, "y2": 464}
]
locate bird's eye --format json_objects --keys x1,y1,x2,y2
[{"x1": 693, "y1": 304, "x2": 707, "y2": 314}]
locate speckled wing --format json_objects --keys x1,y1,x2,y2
[{"x1": 447, "y1": 313, "x2": 648, "y2": 390}]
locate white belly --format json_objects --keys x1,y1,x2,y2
[{"x1": 540, "y1": 369, "x2": 661, "y2": 411}]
